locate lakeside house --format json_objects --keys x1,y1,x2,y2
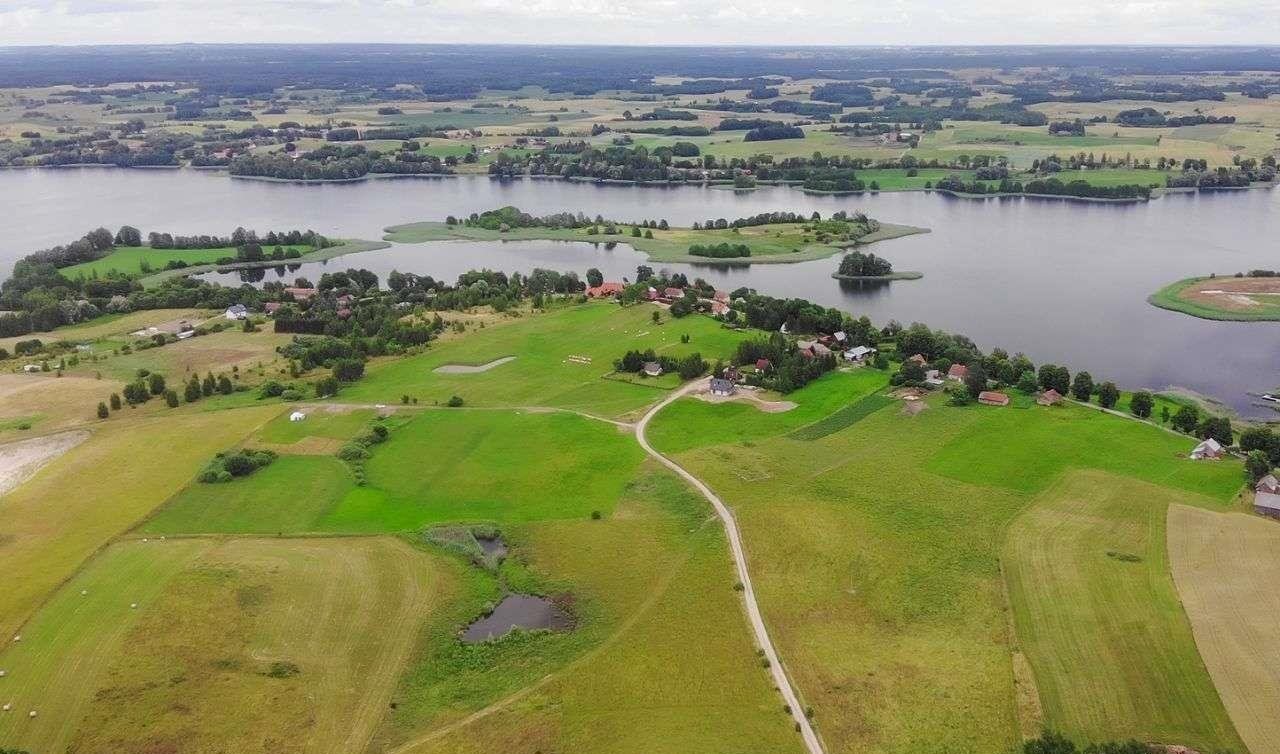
[
  {"x1": 662, "y1": 287, "x2": 684, "y2": 301},
  {"x1": 1254, "y1": 475, "x2": 1280, "y2": 518},
  {"x1": 285, "y1": 286, "x2": 318, "y2": 301},
  {"x1": 710, "y1": 377, "x2": 736, "y2": 396},
  {"x1": 224, "y1": 304, "x2": 248, "y2": 320},
  {"x1": 907, "y1": 353, "x2": 927, "y2": 365},
  {"x1": 643, "y1": 362, "x2": 663, "y2": 377},
  {"x1": 645, "y1": 287, "x2": 659, "y2": 301},
  {"x1": 978, "y1": 391, "x2": 1010, "y2": 406},
  {"x1": 711, "y1": 300, "x2": 731, "y2": 316},
  {"x1": 925, "y1": 369, "x2": 944, "y2": 387},
  {"x1": 797, "y1": 340, "x2": 832, "y2": 358},
  {"x1": 586, "y1": 282, "x2": 624, "y2": 298},
  {"x1": 1190, "y1": 438, "x2": 1224, "y2": 460},
  {"x1": 947, "y1": 364, "x2": 969, "y2": 381},
  {"x1": 844, "y1": 345, "x2": 876, "y2": 363},
  {"x1": 1037, "y1": 388, "x2": 1063, "y2": 406},
  {"x1": 713, "y1": 290, "x2": 729, "y2": 303}
]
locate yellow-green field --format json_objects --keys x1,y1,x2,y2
[{"x1": 1168, "y1": 505, "x2": 1280, "y2": 754}]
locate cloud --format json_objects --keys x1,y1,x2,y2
[{"x1": 0, "y1": 0, "x2": 1278, "y2": 45}]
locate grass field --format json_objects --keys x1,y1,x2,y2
[
  {"x1": 0, "y1": 536, "x2": 459, "y2": 754},
  {"x1": 0, "y1": 308, "x2": 213, "y2": 353},
  {"x1": 651, "y1": 385, "x2": 1246, "y2": 754},
  {"x1": 344, "y1": 303, "x2": 749, "y2": 419},
  {"x1": 62, "y1": 244, "x2": 310, "y2": 280},
  {"x1": 383, "y1": 216, "x2": 927, "y2": 265},
  {"x1": 1004, "y1": 471, "x2": 1244, "y2": 751},
  {"x1": 373, "y1": 464, "x2": 804, "y2": 754},
  {"x1": 0, "y1": 405, "x2": 279, "y2": 641},
  {"x1": 1168, "y1": 505, "x2": 1280, "y2": 754}
]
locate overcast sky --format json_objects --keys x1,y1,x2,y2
[{"x1": 1, "y1": 0, "x2": 1278, "y2": 46}]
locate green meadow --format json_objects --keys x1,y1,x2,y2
[
  {"x1": 654, "y1": 378, "x2": 1245, "y2": 754},
  {"x1": 63, "y1": 244, "x2": 311, "y2": 279}
]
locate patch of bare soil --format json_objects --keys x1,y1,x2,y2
[
  {"x1": 0, "y1": 430, "x2": 90, "y2": 497},
  {"x1": 1184, "y1": 277, "x2": 1280, "y2": 312},
  {"x1": 694, "y1": 387, "x2": 797, "y2": 413}
]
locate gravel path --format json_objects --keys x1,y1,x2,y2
[{"x1": 636, "y1": 378, "x2": 824, "y2": 754}]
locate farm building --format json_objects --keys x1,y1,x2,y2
[
  {"x1": 1255, "y1": 475, "x2": 1280, "y2": 518},
  {"x1": 224, "y1": 304, "x2": 248, "y2": 320},
  {"x1": 662, "y1": 287, "x2": 684, "y2": 300},
  {"x1": 643, "y1": 362, "x2": 663, "y2": 377},
  {"x1": 284, "y1": 287, "x2": 317, "y2": 301},
  {"x1": 710, "y1": 378, "x2": 736, "y2": 396},
  {"x1": 907, "y1": 353, "x2": 927, "y2": 365},
  {"x1": 947, "y1": 364, "x2": 969, "y2": 381},
  {"x1": 978, "y1": 391, "x2": 1010, "y2": 406},
  {"x1": 1190, "y1": 438, "x2": 1224, "y2": 460},
  {"x1": 844, "y1": 345, "x2": 876, "y2": 362},
  {"x1": 289, "y1": 411, "x2": 306, "y2": 422},
  {"x1": 586, "y1": 282, "x2": 624, "y2": 298},
  {"x1": 1037, "y1": 389, "x2": 1063, "y2": 406}
]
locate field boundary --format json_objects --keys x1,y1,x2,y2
[{"x1": 788, "y1": 392, "x2": 894, "y2": 441}]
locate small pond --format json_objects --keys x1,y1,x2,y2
[{"x1": 461, "y1": 594, "x2": 573, "y2": 644}]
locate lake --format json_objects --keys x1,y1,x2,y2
[{"x1": 3, "y1": 168, "x2": 1278, "y2": 416}]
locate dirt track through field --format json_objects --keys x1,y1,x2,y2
[
  {"x1": 0, "y1": 430, "x2": 89, "y2": 497},
  {"x1": 1168, "y1": 505, "x2": 1280, "y2": 754},
  {"x1": 636, "y1": 378, "x2": 825, "y2": 754}
]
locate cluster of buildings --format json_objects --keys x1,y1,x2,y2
[
  {"x1": 586, "y1": 282, "x2": 734, "y2": 316},
  {"x1": 228, "y1": 287, "x2": 356, "y2": 321}
]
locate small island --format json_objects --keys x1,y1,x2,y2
[
  {"x1": 383, "y1": 206, "x2": 927, "y2": 265},
  {"x1": 1149, "y1": 271, "x2": 1280, "y2": 321},
  {"x1": 830, "y1": 249, "x2": 922, "y2": 282}
]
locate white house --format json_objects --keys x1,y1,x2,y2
[
  {"x1": 224, "y1": 304, "x2": 248, "y2": 320},
  {"x1": 844, "y1": 345, "x2": 876, "y2": 363},
  {"x1": 289, "y1": 411, "x2": 307, "y2": 422},
  {"x1": 1190, "y1": 438, "x2": 1224, "y2": 460}
]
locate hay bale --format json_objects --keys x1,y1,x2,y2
[
  {"x1": 130, "y1": 603, "x2": 138, "y2": 609},
  {"x1": 2, "y1": 703, "x2": 10, "y2": 711},
  {"x1": 29, "y1": 709, "x2": 36, "y2": 717}
]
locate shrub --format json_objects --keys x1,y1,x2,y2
[
  {"x1": 280, "y1": 388, "x2": 303, "y2": 401},
  {"x1": 447, "y1": 395, "x2": 465, "y2": 407},
  {"x1": 97, "y1": 402, "x2": 109, "y2": 419},
  {"x1": 338, "y1": 442, "x2": 370, "y2": 462},
  {"x1": 164, "y1": 389, "x2": 179, "y2": 408},
  {"x1": 314, "y1": 376, "x2": 339, "y2": 397},
  {"x1": 198, "y1": 449, "x2": 276, "y2": 483},
  {"x1": 258, "y1": 380, "x2": 285, "y2": 398}
]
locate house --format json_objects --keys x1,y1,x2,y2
[
  {"x1": 832, "y1": 331, "x2": 848, "y2": 344},
  {"x1": 1255, "y1": 475, "x2": 1280, "y2": 518},
  {"x1": 224, "y1": 304, "x2": 248, "y2": 320},
  {"x1": 336, "y1": 294, "x2": 354, "y2": 307},
  {"x1": 978, "y1": 391, "x2": 1010, "y2": 406},
  {"x1": 947, "y1": 364, "x2": 969, "y2": 382},
  {"x1": 1037, "y1": 388, "x2": 1063, "y2": 406},
  {"x1": 907, "y1": 353, "x2": 927, "y2": 365},
  {"x1": 263, "y1": 302, "x2": 283, "y2": 315},
  {"x1": 284, "y1": 286, "x2": 317, "y2": 301},
  {"x1": 811, "y1": 342, "x2": 832, "y2": 358},
  {"x1": 643, "y1": 362, "x2": 663, "y2": 377},
  {"x1": 645, "y1": 287, "x2": 659, "y2": 301},
  {"x1": 844, "y1": 345, "x2": 877, "y2": 363},
  {"x1": 289, "y1": 411, "x2": 306, "y2": 422},
  {"x1": 21, "y1": 364, "x2": 41, "y2": 373},
  {"x1": 709, "y1": 377, "x2": 736, "y2": 396},
  {"x1": 585, "y1": 282, "x2": 624, "y2": 298},
  {"x1": 722, "y1": 365, "x2": 742, "y2": 382},
  {"x1": 925, "y1": 369, "x2": 944, "y2": 387},
  {"x1": 713, "y1": 290, "x2": 729, "y2": 303},
  {"x1": 662, "y1": 287, "x2": 684, "y2": 300},
  {"x1": 755, "y1": 358, "x2": 771, "y2": 372},
  {"x1": 337, "y1": 308, "x2": 353, "y2": 319},
  {"x1": 711, "y1": 301, "x2": 730, "y2": 316},
  {"x1": 1190, "y1": 438, "x2": 1224, "y2": 460}
]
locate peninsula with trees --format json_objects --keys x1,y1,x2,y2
[{"x1": 382, "y1": 206, "x2": 927, "y2": 265}]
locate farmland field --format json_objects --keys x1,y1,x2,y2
[
  {"x1": 62, "y1": 244, "x2": 309, "y2": 279},
  {"x1": 652, "y1": 379, "x2": 1246, "y2": 754},
  {"x1": 1168, "y1": 505, "x2": 1280, "y2": 754},
  {"x1": 0, "y1": 536, "x2": 459, "y2": 754}
]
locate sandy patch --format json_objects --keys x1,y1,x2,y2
[
  {"x1": 694, "y1": 387, "x2": 797, "y2": 413},
  {"x1": 433, "y1": 356, "x2": 516, "y2": 374},
  {"x1": 1184, "y1": 277, "x2": 1280, "y2": 312},
  {"x1": 0, "y1": 430, "x2": 90, "y2": 497},
  {"x1": 901, "y1": 400, "x2": 929, "y2": 416}
]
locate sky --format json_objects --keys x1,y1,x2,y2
[{"x1": 0, "y1": 0, "x2": 1279, "y2": 46}]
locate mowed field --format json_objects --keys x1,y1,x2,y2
[
  {"x1": 0, "y1": 536, "x2": 459, "y2": 754},
  {"x1": 343, "y1": 302, "x2": 748, "y2": 419},
  {"x1": 651, "y1": 377, "x2": 1246, "y2": 754},
  {"x1": 1168, "y1": 505, "x2": 1280, "y2": 754},
  {"x1": 0, "y1": 405, "x2": 280, "y2": 641}
]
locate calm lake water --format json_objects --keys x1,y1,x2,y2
[{"x1": 3, "y1": 168, "x2": 1278, "y2": 416}]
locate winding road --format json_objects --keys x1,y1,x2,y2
[{"x1": 636, "y1": 378, "x2": 825, "y2": 754}]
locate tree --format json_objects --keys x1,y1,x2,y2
[
  {"x1": 1171, "y1": 404, "x2": 1200, "y2": 434},
  {"x1": 332, "y1": 358, "x2": 365, "y2": 382},
  {"x1": 217, "y1": 375, "x2": 234, "y2": 395},
  {"x1": 164, "y1": 389, "x2": 179, "y2": 408},
  {"x1": 964, "y1": 363, "x2": 988, "y2": 399},
  {"x1": 1096, "y1": 381, "x2": 1119, "y2": 409},
  {"x1": 651, "y1": 310, "x2": 661, "y2": 324},
  {"x1": 314, "y1": 376, "x2": 339, "y2": 397},
  {"x1": 202, "y1": 372, "x2": 216, "y2": 396},
  {"x1": 185, "y1": 375, "x2": 202, "y2": 402},
  {"x1": 1161, "y1": 405, "x2": 1170, "y2": 424},
  {"x1": 114, "y1": 225, "x2": 141, "y2": 246},
  {"x1": 1037, "y1": 364, "x2": 1070, "y2": 395},
  {"x1": 96, "y1": 401, "x2": 109, "y2": 419},
  {"x1": 1240, "y1": 426, "x2": 1280, "y2": 464},
  {"x1": 636, "y1": 265, "x2": 654, "y2": 282},
  {"x1": 1245, "y1": 450, "x2": 1272, "y2": 483},
  {"x1": 109, "y1": 393, "x2": 121, "y2": 411},
  {"x1": 122, "y1": 379, "x2": 151, "y2": 405},
  {"x1": 148, "y1": 372, "x2": 166, "y2": 395},
  {"x1": 1016, "y1": 371, "x2": 1039, "y2": 394},
  {"x1": 1070, "y1": 371, "x2": 1094, "y2": 402},
  {"x1": 1129, "y1": 391, "x2": 1153, "y2": 418},
  {"x1": 1198, "y1": 415, "x2": 1233, "y2": 446},
  {"x1": 586, "y1": 268, "x2": 604, "y2": 288}
]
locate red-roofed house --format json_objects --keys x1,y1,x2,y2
[
  {"x1": 978, "y1": 391, "x2": 1010, "y2": 407},
  {"x1": 1037, "y1": 389, "x2": 1063, "y2": 406},
  {"x1": 264, "y1": 302, "x2": 283, "y2": 315},
  {"x1": 663, "y1": 287, "x2": 684, "y2": 300},
  {"x1": 907, "y1": 353, "x2": 927, "y2": 365},
  {"x1": 713, "y1": 290, "x2": 729, "y2": 303},
  {"x1": 947, "y1": 364, "x2": 969, "y2": 381},
  {"x1": 586, "y1": 282, "x2": 624, "y2": 298},
  {"x1": 755, "y1": 358, "x2": 771, "y2": 372},
  {"x1": 285, "y1": 287, "x2": 317, "y2": 301}
]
